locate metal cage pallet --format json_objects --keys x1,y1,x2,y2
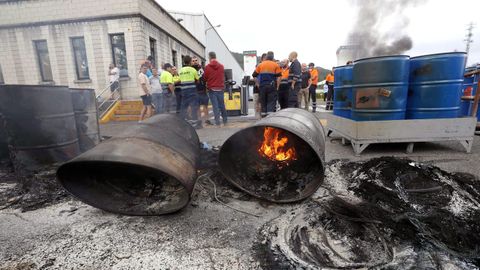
[{"x1": 326, "y1": 113, "x2": 476, "y2": 156}]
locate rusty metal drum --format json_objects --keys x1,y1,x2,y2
[
  {"x1": 219, "y1": 108, "x2": 325, "y2": 202},
  {"x1": 57, "y1": 114, "x2": 199, "y2": 216},
  {"x1": 70, "y1": 88, "x2": 101, "y2": 152},
  {"x1": 0, "y1": 85, "x2": 80, "y2": 170}
]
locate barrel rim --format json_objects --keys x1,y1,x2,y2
[
  {"x1": 352, "y1": 82, "x2": 409, "y2": 88},
  {"x1": 57, "y1": 160, "x2": 191, "y2": 216},
  {"x1": 409, "y1": 79, "x2": 464, "y2": 86},
  {"x1": 69, "y1": 88, "x2": 95, "y2": 91},
  {"x1": 354, "y1": 55, "x2": 410, "y2": 63},
  {"x1": 218, "y1": 125, "x2": 324, "y2": 203},
  {"x1": 410, "y1": 51, "x2": 467, "y2": 60},
  {"x1": 0, "y1": 84, "x2": 69, "y2": 89},
  {"x1": 334, "y1": 65, "x2": 353, "y2": 70}
]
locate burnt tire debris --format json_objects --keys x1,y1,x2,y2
[
  {"x1": 0, "y1": 163, "x2": 72, "y2": 212},
  {"x1": 255, "y1": 157, "x2": 480, "y2": 269}
]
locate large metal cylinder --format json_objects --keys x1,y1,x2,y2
[
  {"x1": 56, "y1": 114, "x2": 200, "y2": 216},
  {"x1": 333, "y1": 65, "x2": 353, "y2": 118},
  {"x1": 70, "y1": 88, "x2": 101, "y2": 152},
  {"x1": 352, "y1": 55, "x2": 410, "y2": 121},
  {"x1": 0, "y1": 115, "x2": 8, "y2": 161},
  {"x1": 407, "y1": 52, "x2": 467, "y2": 119},
  {"x1": 219, "y1": 108, "x2": 325, "y2": 202},
  {"x1": 0, "y1": 85, "x2": 80, "y2": 170}
]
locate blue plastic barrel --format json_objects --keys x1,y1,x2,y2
[
  {"x1": 463, "y1": 66, "x2": 478, "y2": 96},
  {"x1": 406, "y1": 52, "x2": 467, "y2": 119},
  {"x1": 351, "y1": 55, "x2": 410, "y2": 121},
  {"x1": 333, "y1": 65, "x2": 353, "y2": 118},
  {"x1": 460, "y1": 98, "x2": 471, "y2": 116},
  {"x1": 460, "y1": 97, "x2": 480, "y2": 121}
]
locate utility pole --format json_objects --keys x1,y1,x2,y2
[{"x1": 465, "y1": 22, "x2": 475, "y2": 61}]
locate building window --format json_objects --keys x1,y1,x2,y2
[
  {"x1": 0, "y1": 64, "x2": 4, "y2": 84},
  {"x1": 110, "y1": 33, "x2": 128, "y2": 77},
  {"x1": 181, "y1": 55, "x2": 185, "y2": 67},
  {"x1": 71, "y1": 37, "x2": 89, "y2": 80},
  {"x1": 172, "y1": 50, "x2": 177, "y2": 67},
  {"x1": 34, "y1": 40, "x2": 53, "y2": 82},
  {"x1": 149, "y1": 37, "x2": 157, "y2": 68}
]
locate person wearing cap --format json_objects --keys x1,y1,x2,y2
[
  {"x1": 308, "y1": 63, "x2": 319, "y2": 112},
  {"x1": 160, "y1": 63, "x2": 175, "y2": 113},
  {"x1": 179, "y1": 55, "x2": 202, "y2": 129},
  {"x1": 149, "y1": 67, "x2": 163, "y2": 114}
]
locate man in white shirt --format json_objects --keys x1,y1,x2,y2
[
  {"x1": 108, "y1": 63, "x2": 120, "y2": 99},
  {"x1": 138, "y1": 64, "x2": 152, "y2": 123},
  {"x1": 149, "y1": 68, "x2": 163, "y2": 114}
]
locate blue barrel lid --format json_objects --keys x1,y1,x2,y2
[
  {"x1": 334, "y1": 64, "x2": 353, "y2": 69},
  {"x1": 354, "y1": 55, "x2": 410, "y2": 63},
  {"x1": 410, "y1": 51, "x2": 467, "y2": 60}
]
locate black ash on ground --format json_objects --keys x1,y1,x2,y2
[
  {"x1": 254, "y1": 157, "x2": 480, "y2": 269},
  {"x1": 0, "y1": 162, "x2": 72, "y2": 212}
]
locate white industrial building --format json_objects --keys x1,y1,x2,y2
[
  {"x1": 0, "y1": 0, "x2": 205, "y2": 99},
  {"x1": 169, "y1": 11, "x2": 246, "y2": 86}
]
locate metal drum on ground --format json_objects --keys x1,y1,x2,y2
[
  {"x1": 407, "y1": 52, "x2": 467, "y2": 119},
  {"x1": 70, "y1": 88, "x2": 101, "y2": 152},
  {"x1": 351, "y1": 55, "x2": 410, "y2": 121},
  {"x1": 0, "y1": 115, "x2": 8, "y2": 161},
  {"x1": 333, "y1": 65, "x2": 353, "y2": 118},
  {"x1": 0, "y1": 85, "x2": 80, "y2": 171},
  {"x1": 57, "y1": 114, "x2": 199, "y2": 216},
  {"x1": 219, "y1": 108, "x2": 325, "y2": 202}
]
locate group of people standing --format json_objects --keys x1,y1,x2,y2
[
  {"x1": 252, "y1": 51, "x2": 321, "y2": 118},
  {"x1": 137, "y1": 52, "x2": 228, "y2": 129}
]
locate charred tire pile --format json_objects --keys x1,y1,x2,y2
[{"x1": 255, "y1": 157, "x2": 480, "y2": 269}]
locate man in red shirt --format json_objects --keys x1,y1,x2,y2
[{"x1": 203, "y1": 51, "x2": 227, "y2": 126}]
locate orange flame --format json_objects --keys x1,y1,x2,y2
[{"x1": 258, "y1": 127, "x2": 296, "y2": 162}]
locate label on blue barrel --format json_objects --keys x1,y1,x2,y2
[
  {"x1": 356, "y1": 88, "x2": 380, "y2": 109},
  {"x1": 378, "y1": 88, "x2": 391, "y2": 98}
]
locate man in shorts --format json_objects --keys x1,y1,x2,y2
[{"x1": 138, "y1": 64, "x2": 152, "y2": 122}]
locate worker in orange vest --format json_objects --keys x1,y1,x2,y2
[
  {"x1": 278, "y1": 59, "x2": 290, "y2": 109},
  {"x1": 308, "y1": 63, "x2": 319, "y2": 112},
  {"x1": 325, "y1": 68, "x2": 335, "y2": 110},
  {"x1": 252, "y1": 51, "x2": 282, "y2": 117}
]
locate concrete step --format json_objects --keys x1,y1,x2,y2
[
  {"x1": 111, "y1": 115, "x2": 140, "y2": 121},
  {"x1": 115, "y1": 109, "x2": 142, "y2": 115},
  {"x1": 120, "y1": 100, "x2": 143, "y2": 106},
  {"x1": 117, "y1": 104, "x2": 144, "y2": 110}
]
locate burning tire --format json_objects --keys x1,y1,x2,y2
[{"x1": 219, "y1": 108, "x2": 325, "y2": 202}]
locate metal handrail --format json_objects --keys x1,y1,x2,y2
[
  {"x1": 99, "y1": 95, "x2": 121, "y2": 119},
  {"x1": 97, "y1": 80, "x2": 121, "y2": 120},
  {"x1": 97, "y1": 81, "x2": 120, "y2": 110},
  {"x1": 96, "y1": 80, "x2": 118, "y2": 100}
]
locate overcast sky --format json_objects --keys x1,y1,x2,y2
[{"x1": 159, "y1": 0, "x2": 480, "y2": 68}]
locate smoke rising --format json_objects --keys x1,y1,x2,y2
[{"x1": 348, "y1": 0, "x2": 426, "y2": 59}]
